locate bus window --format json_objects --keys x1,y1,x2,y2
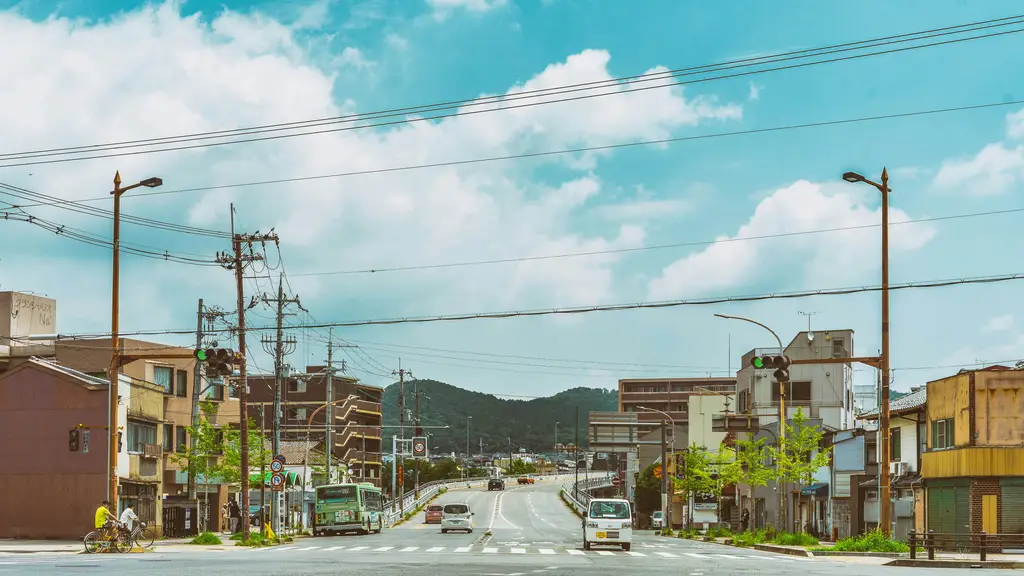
[{"x1": 318, "y1": 485, "x2": 357, "y2": 502}]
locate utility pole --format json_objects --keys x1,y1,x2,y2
[
  {"x1": 215, "y1": 207, "x2": 277, "y2": 539},
  {"x1": 261, "y1": 272, "x2": 301, "y2": 534},
  {"x1": 660, "y1": 422, "x2": 668, "y2": 532},
  {"x1": 574, "y1": 407, "x2": 580, "y2": 503},
  {"x1": 189, "y1": 298, "x2": 204, "y2": 502},
  {"x1": 414, "y1": 378, "x2": 421, "y2": 499},
  {"x1": 326, "y1": 329, "x2": 334, "y2": 484},
  {"x1": 393, "y1": 363, "x2": 411, "y2": 508}
]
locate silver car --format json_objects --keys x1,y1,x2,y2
[
  {"x1": 651, "y1": 511, "x2": 664, "y2": 529},
  {"x1": 440, "y1": 503, "x2": 474, "y2": 533}
]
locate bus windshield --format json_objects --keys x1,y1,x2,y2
[{"x1": 318, "y1": 485, "x2": 357, "y2": 506}]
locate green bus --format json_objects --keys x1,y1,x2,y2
[{"x1": 313, "y1": 482, "x2": 385, "y2": 536}]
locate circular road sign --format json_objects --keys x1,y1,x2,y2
[
  {"x1": 271, "y1": 472, "x2": 285, "y2": 487},
  {"x1": 270, "y1": 459, "x2": 283, "y2": 473},
  {"x1": 273, "y1": 454, "x2": 286, "y2": 465},
  {"x1": 414, "y1": 440, "x2": 426, "y2": 453},
  {"x1": 611, "y1": 476, "x2": 622, "y2": 487}
]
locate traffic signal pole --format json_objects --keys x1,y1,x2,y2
[{"x1": 189, "y1": 298, "x2": 204, "y2": 501}]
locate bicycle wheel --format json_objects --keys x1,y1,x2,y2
[
  {"x1": 113, "y1": 530, "x2": 133, "y2": 553},
  {"x1": 137, "y1": 526, "x2": 156, "y2": 548},
  {"x1": 83, "y1": 531, "x2": 102, "y2": 554}
]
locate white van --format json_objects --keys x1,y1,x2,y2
[
  {"x1": 583, "y1": 498, "x2": 633, "y2": 551},
  {"x1": 440, "y1": 502, "x2": 474, "y2": 533}
]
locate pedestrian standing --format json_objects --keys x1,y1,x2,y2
[
  {"x1": 228, "y1": 497, "x2": 241, "y2": 534},
  {"x1": 221, "y1": 504, "x2": 229, "y2": 533}
]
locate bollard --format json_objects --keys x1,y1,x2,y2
[
  {"x1": 909, "y1": 529, "x2": 917, "y2": 560},
  {"x1": 927, "y1": 530, "x2": 935, "y2": 560},
  {"x1": 980, "y1": 531, "x2": 987, "y2": 561}
]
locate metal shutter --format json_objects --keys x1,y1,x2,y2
[
  {"x1": 1001, "y1": 479, "x2": 1024, "y2": 535},
  {"x1": 928, "y1": 487, "x2": 954, "y2": 534}
]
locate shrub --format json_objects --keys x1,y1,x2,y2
[
  {"x1": 773, "y1": 532, "x2": 819, "y2": 547},
  {"x1": 706, "y1": 526, "x2": 733, "y2": 539},
  {"x1": 733, "y1": 530, "x2": 767, "y2": 547},
  {"x1": 190, "y1": 532, "x2": 222, "y2": 545},
  {"x1": 234, "y1": 533, "x2": 270, "y2": 547},
  {"x1": 829, "y1": 529, "x2": 910, "y2": 553}
]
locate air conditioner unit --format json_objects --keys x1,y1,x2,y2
[{"x1": 889, "y1": 461, "x2": 908, "y2": 477}]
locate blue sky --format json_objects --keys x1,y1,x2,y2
[{"x1": 1, "y1": 0, "x2": 1023, "y2": 397}]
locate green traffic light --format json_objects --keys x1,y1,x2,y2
[
  {"x1": 195, "y1": 349, "x2": 208, "y2": 362},
  {"x1": 752, "y1": 357, "x2": 765, "y2": 369}
]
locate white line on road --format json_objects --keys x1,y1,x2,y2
[
  {"x1": 655, "y1": 551, "x2": 678, "y2": 557},
  {"x1": 496, "y1": 490, "x2": 520, "y2": 530},
  {"x1": 323, "y1": 546, "x2": 345, "y2": 551},
  {"x1": 510, "y1": 547, "x2": 526, "y2": 554},
  {"x1": 274, "y1": 546, "x2": 298, "y2": 552},
  {"x1": 717, "y1": 554, "x2": 746, "y2": 559},
  {"x1": 454, "y1": 546, "x2": 472, "y2": 553},
  {"x1": 347, "y1": 546, "x2": 369, "y2": 552},
  {"x1": 399, "y1": 547, "x2": 419, "y2": 552},
  {"x1": 625, "y1": 551, "x2": 646, "y2": 556},
  {"x1": 372, "y1": 546, "x2": 394, "y2": 552},
  {"x1": 296, "y1": 546, "x2": 320, "y2": 551},
  {"x1": 483, "y1": 547, "x2": 499, "y2": 553},
  {"x1": 595, "y1": 550, "x2": 615, "y2": 556},
  {"x1": 426, "y1": 547, "x2": 445, "y2": 552},
  {"x1": 682, "y1": 553, "x2": 710, "y2": 559},
  {"x1": 538, "y1": 548, "x2": 555, "y2": 554},
  {"x1": 567, "y1": 550, "x2": 585, "y2": 555}
]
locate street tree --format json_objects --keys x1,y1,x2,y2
[
  {"x1": 169, "y1": 402, "x2": 225, "y2": 532},
  {"x1": 673, "y1": 443, "x2": 715, "y2": 527},
  {"x1": 770, "y1": 407, "x2": 831, "y2": 531},
  {"x1": 708, "y1": 446, "x2": 744, "y2": 524}
]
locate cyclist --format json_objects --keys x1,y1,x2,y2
[
  {"x1": 94, "y1": 500, "x2": 119, "y2": 537},
  {"x1": 119, "y1": 503, "x2": 139, "y2": 534}
]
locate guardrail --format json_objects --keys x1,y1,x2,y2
[
  {"x1": 909, "y1": 530, "x2": 1024, "y2": 561},
  {"x1": 561, "y1": 473, "x2": 615, "y2": 515}
]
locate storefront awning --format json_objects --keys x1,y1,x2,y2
[{"x1": 801, "y1": 482, "x2": 829, "y2": 497}]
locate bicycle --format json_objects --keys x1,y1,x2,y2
[
  {"x1": 84, "y1": 521, "x2": 131, "y2": 554},
  {"x1": 120, "y1": 520, "x2": 157, "y2": 549}
]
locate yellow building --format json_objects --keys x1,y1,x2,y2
[{"x1": 921, "y1": 366, "x2": 1024, "y2": 537}]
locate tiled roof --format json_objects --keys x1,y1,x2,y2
[
  {"x1": 29, "y1": 356, "x2": 111, "y2": 387},
  {"x1": 860, "y1": 386, "x2": 926, "y2": 419}
]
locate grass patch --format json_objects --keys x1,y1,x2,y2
[
  {"x1": 229, "y1": 532, "x2": 244, "y2": 541},
  {"x1": 705, "y1": 526, "x2": 732, "y2": 539},
  {"x1": 234, "y1": 533, "x2": 270, "y2": 547},
  {"x1": 731, "y1": 529, "x2": 818, "y2": 548},
  {"x1": 190, "y1": 532, "x2": 222, "y2": 545},
  {"x1": 811, "y1": 529, "x2": 909, "y2": 553}
]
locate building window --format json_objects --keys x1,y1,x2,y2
[
  {"x1": 293, "y1": 407, "x2": 307, "y2": 421},
  {"x1": 162, "y1": 424, "x2": 173, "y2": 451},
  {"x1": 890, "y1": 427, "x2": 902, "y2": 461},
  {"x1": 213, "y1": 429, "x2": 224, "y2": 454},
  {"x1": 176, "y1": 427, "x2": 188, "y2": 453},
  {"x1": 175, "y1": 370, "x2": 187, "y2": 397},
  {"x1": 211, "y1": 381, "x2": 225, "y2": 401},
  {"x1": 867, "y1": 442, "x2": 878, "y2": 465},
  {"x1": 287, "y1": 380, "x2": 307, "y2": 393},
  {"x1": 126, "y1": 421, "x2": 157, "y2": 453},
  {"x1": 153, "y1": 366, "x2": 173, "y2": 394},
  {"x1": 790, "y1": 381, "x2": 811, "y2": 404},
  {"x1": 932, "y1": 418, "x2": 954, "y2": 449}
]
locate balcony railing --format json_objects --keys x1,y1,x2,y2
[{"x1": 143, "y1": 443, "x2": 162, "y2": 458}]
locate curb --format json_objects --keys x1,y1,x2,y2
[
  {"x1": 886, "y1": 559, "x2": 1024, "y2": 569},
  {"x1": 811, "y1": 550, "x2": 909, "y2": 558},
  {"x1": 753, "y1": 543, "x2": 814, "y2": 558},
  {"x1": 0, "y1": 550, "x2": 79, "y2": 554}
]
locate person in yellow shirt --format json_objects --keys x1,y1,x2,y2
[{"x1": 95, "y1": 500, "x2": 116, "y2": 532}]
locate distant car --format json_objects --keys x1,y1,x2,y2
[
  {"x1": 425, "y1": 504, "x2": 443, "y2": 524},
  {"x1": 488, "y1": 478, "x2": 505, "y2": 491},
  {"x1": 651, "y1": 511, "x2": 664, "y2": 530},
  {"x1": 517, "y1": 475, "x2": 535, "y2": 485}
]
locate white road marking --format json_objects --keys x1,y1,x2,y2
[
  {"x1": 454, "y1": 546, "x2": 472, "y2": 553},
  {"x1": 683, "y1": 553, "x2": 710, "y2": 559},
  {"x1": 538, "y1": 548, "x2": 555, "y2": 554},
  {"x1": 626, "y1": 551, "x2": 646, "y2": 556},
  {"x1": 347, "y1": 546, "x2": 369, "y2": 552},
  {"x1": 717, "y1": 554, "x2": 746, "y2": 559},
  {"x1": 426, "y1": 546, "x2": 445, "y2": 552},
  {"x1": 483, "y1": 547, "x2": 499, "y2": 553},
  {"x1": 400, "y1": 546, "x2": 419, "y2": 552},
  {"x1": 296, "y1": 546, "x2": 319, "y2": 551},
  {"x1": 273, "y1": 546, "x2": 298, "y2": 552},
  {"x1": 372, "y1": 546, "x2": 393, "y2": 552},
  {"x1": 323, "y1": 546, "x2": 345, "y2": 551},
  {"x1": 567, "y1": 549, "x2": 585, "y2": 555},
  {"x1": 596, "y1": 550, "x2": 615, "y2": 556},
  {"x1": 510, "y1": 547, "x2": 526, "y2": 554},
  {"x1": 655, "y1": 551, "x2": 678, "y2": 557}
]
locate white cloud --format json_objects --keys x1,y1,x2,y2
[
  {"x1": 932, "y1": 143, "x2": 1024, "y2": 196},
  {"x1": 983, "y1": 314, "x2": 1015, "y2": 333},
  {"x1": 594, "y1": 199, "x2": 690, "y2": 222},
  {"x1": 427, "y1": 0, "x2": 508, "y2": 19},
  {"x1": 748, "y1": 82, "x2": 762, "y2": 102},
  {"x1": 1008, "y1": 108, "x2": 1024, "y2": 140},
  {"x1": 384, "y1": 32, "x2": 408, "y2": 50},
  {"x1": 337, "y1": 46, "x2": 375, "y2": 69},
  {"x1": 0, "y1": 2, "x2": 743, "y2": 337},
  {"x1": 647, "y1": 180, "x2": 937, "y2": 300}
]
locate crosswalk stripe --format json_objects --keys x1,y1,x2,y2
[
  {"x1": 483, "y1": 547, "x2": 498, "y2": 553},
  {"x1": 717, "y1": 554, "x2": 746, "y2": 559},
  {"x1": 655, "y1": 551, "x2": 678, "y2": 557},
  {"x1": 626, "y1": 551, "x2": 646, "y2": 556},
  {"x1": 324, "y1": 546, "x2": 345, "y2": 551},
  {"x1": 538, "y1": 549, "x2": 555, "y2": 554},
  {"x1": 683, "y1": 553, "x2": 710, "y2": 558},
  {"x1": 348, "y1": 546, "x2": 369, "y2": 552},
  {"x1": 372, "y1": 546, "x2": 393, "y2": 552},
  {"x1": 399, "y1": 547, "x2": 419, "y2": 552},
  {"x1": 510, "y1": 548, "x2": 526, "y2": 554},
  {"x1": 274, "y1": 546, "x2": 299, "y2": 552},
  {"x1": 454, "y1": 546, "x2": 472, "y2": 553},
  {"x1": 426, "y1": 547, "x2": 445, "y2": 552},
  {"x1": 596, "y1": 551, "x2": 615, "y2": 556},
  {"x1": 296, "y1": 546, "x2": 320, "y2": 551},
  {"x1": 567, "y1": 550, "x2": 585, "y2": 555}
]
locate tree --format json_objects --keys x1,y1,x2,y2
[
  {"x1": 673, "y1": 443, "x2": 715, "y2": 527},
  {"x1": 770, "y1": 407, "x2": 831, "y2": 531},
  {"x1": 504, "y1": 459, "x2": 537, "y2": 475},
  {"x1": 218, "y1": 417, "x2": 272, "y2": 486},
  {"x1": 169, "y1": 402, "x2": 225, "y2": 532},
  {"x1": 633, "y1": 463, "x2": 662, "y2": 521},
  {"x1": 708, "y1": 447, "x2": 744, "y2": 524},
  {"x1": 735, "y1": 436, "x2": 775, "y2": 489}
]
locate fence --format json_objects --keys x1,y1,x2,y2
[
  {"x1": 908, "y1": 530, "x2": 1024, "y2": 561},
  {"x1": 561, "y1": 474, "x2": 616, "y2": 516}
]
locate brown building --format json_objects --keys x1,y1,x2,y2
[
  {"x1": 618, "y1": 376, "x2": 737, "y2": 436},
  {"x1": 247, "y1": 366, "x2": 383, "y2": 486},
  {"x1": 922, "y1": 365, "x2": 1024, "y2": 540},
  {"x1": 50, "y1": 338, "x2": 240, "y2": 536}
]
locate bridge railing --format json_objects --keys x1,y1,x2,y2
[{"x1": 561, "y1": 473, "x2": 615, "y2": 515}]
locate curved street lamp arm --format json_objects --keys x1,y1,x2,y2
[{"x1": 713, "y1": 313, "x2": 783, "y2": 351}]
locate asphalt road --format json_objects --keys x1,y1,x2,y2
[{"x1": 0, "y1": 481, "x2": 997, "y2": 575}]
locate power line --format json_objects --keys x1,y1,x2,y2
[
  {"x1": 2, "y1": 19, "x2": 1022, "y2": 168},
  {"x1": 23, "y1": 271, "x2": 1024, "y2": 338},
  {"x1": 11, "y1": 97, "x2": 1021, "y2": 211},
  {"x1": 290, "y1": 206, "x2": 1024, "y2": 276},
  {"x1": 13, "y1": 14, "x2": 1015, "y2": 161}
]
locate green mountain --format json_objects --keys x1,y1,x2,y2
[{"x1": 381, "y1": 379, "x2": 618, "y2": 456}]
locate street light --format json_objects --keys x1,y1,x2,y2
[
  {"x1": 637, "y1": 405, "x2": 675, "y2": 532},
  {"x1": 843, "y1": 166, "x2": 893, "y2": 535},
  {"x1": 465, "y1": 416, "x2": 472, "y2": 479},
  {"x1": 107, "y1": 171, "x2": 163, "y2": 510}
]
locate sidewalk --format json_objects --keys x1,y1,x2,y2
[{"x1": 0, "y1": 540, "x2": 82, "y2": 554}]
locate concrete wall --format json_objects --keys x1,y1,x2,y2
[
  {"x1": 0, "y1": 291, "x2": 57, "y2": 347},
  {"x1": 688, "y1": 394, "x2": 734, "y2": 450}
]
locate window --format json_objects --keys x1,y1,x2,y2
[
  {"x1": 153, "y1": 366, "x2": 173, "y2": 394},
  {"x1": 213, "y1": 429, "x2": 224, "y2": 454},
  {"x1": 175, "y1": 370, "x2": 187, "y2": 397},
  {"x1": 126, "y1": 421, "x2": 157, "y2": 453},
  {"x1": 162, "y1": 424, "x2": 173, "y2": 451},
  {"x1": 932, "y1": 418, "x2": 954, "y2": 449},
  {"x1": 771, "y1": 381, "x2": 811, "y2": 403},
  {"x1": 211, "y1": 381, "x2": 225, "y2": 401},
  {"x1": 176, "y1": 427, "x2": 188, "y2": 453},
  {"x1": 867, "y1": 441, "x2": 878, "y2": 465},
  {"x1": 293, "y1": 407, "x2": 307, "y2": 421},
  {"x1": 287, "y1": 380, "x2": 307, "y2": 394},
  {"x1": 832, "y1": 338, "x2": 845, "y2": 357},
  {"x1": 588, "y1": 501, "x2": 629, "y2": 519},
  {"x1": 890, "y1": 427, "x2": 902, "y2": 461},
  {"x1": 738, "y1": 389, "x2": 749, "y2": 413}
]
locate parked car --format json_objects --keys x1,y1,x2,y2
[
  {"x1": 650, "y1": 511, "x2": 664, "y2": 530},
  {"x1": 440, "y1": 503, "x2": 474, "y2": 533},
  {"x1": 583, "y1": 498, "x2": 633, "y2": 551},
  {"x1": 425, "y1": 504, "x2": 443, "y2": 524},
  {"x1": 488, "y1": 478, "x2": 505, "y2": 491}
]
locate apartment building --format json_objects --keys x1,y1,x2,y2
[
  {"x1": 618, "y1": 376, "x2": 737, "y2": 437},
  {"x1": 922, "y1": 366, "x2": 1024, "y2": 539},
  {"x1": 247, "y1": 366, "x2": 384, "y2": 487}
]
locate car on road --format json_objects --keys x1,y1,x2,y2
[
  {"x1": 440, "y1": 503, "x2": 474, "y2": 533},
  {"x1": 487, "y1": 478, "x2": 505, "y2": 491},
  {"x1": 583, "y1": 498, "x2": 633, "y2": 551},
  {"x1": 425, "y1": 504, "x2": 443, "y2": 524},
  {"x1": 516, "y1": 475, "x2": 535, "y2": 484},
  {"x1": 650, "y1": 511, "x2": 664, "y2": 530}
]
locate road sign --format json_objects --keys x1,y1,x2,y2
[
  {"x1": 273, "y1": 454, "x2": 286, "y2": 464},
  {"x1": 412, "y1": 436, "x2": 427, "y2": 458},
  {"x1": 271, "y1": 472, "x2": 285, "y2": 491},
  {"x1": 270, "y1": 459, "x2": 283, "y2": 473},
  {"x1": 611, "y1": 476, "x2": 622, "y2": 487}
]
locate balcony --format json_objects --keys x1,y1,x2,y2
[
  {"x1": 143, "y1": 443, "x2": 162, "y2": 458},
  {"x1": 128, "y1": 453, "x2": 160, "y2": 481}
]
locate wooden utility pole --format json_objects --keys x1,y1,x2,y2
[
  {"x1": 189, "y1": 298, "x2": 204, "y2": 501},
  {"x1": 392, "y1": 363, "x2": 410, "y2": 508},
  {"x1": 215, "y1": 206, "x2": 278, "y2": 538}
]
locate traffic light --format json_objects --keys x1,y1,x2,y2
[
  {"x1": 194, "y1": 348, "x2": 239, "y2": 377},
  {"x1": 751, "y1": 354, "x2": 792, "y2": 382},
  {"x1": 69, "y1": 427, "x2": 80, "y2": 452}
]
